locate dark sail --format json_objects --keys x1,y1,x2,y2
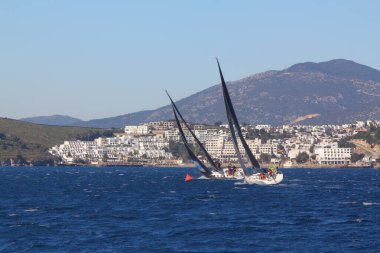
[
  {"x1": 217, "y1": 59, "x2": 261, "y2": 171},
  {"x1": 170, "y1": 103, "x2": 213, "y2": 177},
  {"x1": 225, "y1": 96, "x2": 248, "y2": 173},
  {"x1": 166, "y1": 91, "x2": 222, "y2": 173}
]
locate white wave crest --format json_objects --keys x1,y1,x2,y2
[{"x1": 363, "y1": 202, "x2": 380, "y2": 206}]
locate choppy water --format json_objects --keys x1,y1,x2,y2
[{"x1": 1, "y1": 167, "x2": 379, "y2": 252}]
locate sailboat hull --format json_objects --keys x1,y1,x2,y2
[
  {"x1": 206, "y1": 169, "x2": 244, "y2": 180},
  {"x1": 245, "y1": 172, "x2": 284, "y2": 185},
  {"x1": 222, "y1": 168, "x2": 245, "y2": 179}
]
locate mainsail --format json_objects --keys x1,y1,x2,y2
[
  {"x1": 166, "y1": 91, "x2": 222, "y2": 173},
  {"x1": 216, "y1": 59, "x2": 261, "y2": 173},
  {"x1": 170, "y1": 102, "x2": 213, "y2": 177}
]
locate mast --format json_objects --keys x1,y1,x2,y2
[
  {"x1": 166, "y1": 91, "x2": 221, "y2": 173},
  {"x1": 217, "y1": 59, "x2": 261, "y2": 172},
  {"x1": 170, "y1": 103, "x2": 213, "y2": 177},
  {"x1": 221, "y1": 75, "x2": 248, "y2": 174}
]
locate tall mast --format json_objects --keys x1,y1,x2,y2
[{"x1": 217, "y1": 59, "x2": 261, "y2": 173}]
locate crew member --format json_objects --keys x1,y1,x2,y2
[{"x1": 232, "y1": 166, "x2": 237, "y2": 176}]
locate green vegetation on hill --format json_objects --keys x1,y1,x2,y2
[
  {"x1": 246, "y1": 128, "x2": 292, "y2": 143},
  {"x1": 0, "y1": 118, "x2": 114, "y2": 165},
  {"x1": 353, "y1": 126, "x2": 380, "y2": 145}
]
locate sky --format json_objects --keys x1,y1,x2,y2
[{"x1": 1, "y1": 0, "x2": 380, "y2": 120}]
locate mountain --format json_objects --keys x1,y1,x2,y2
[
  {"x1": 20, "y1": 115, "x2": 84, "y2": 126},
  {"x1": 20, "y1": 59, "x2": 380, "y2": 127}
]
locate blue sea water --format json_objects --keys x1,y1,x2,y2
[{"x1": 0, "y1": 167, "x2": 379, "y2": 253}]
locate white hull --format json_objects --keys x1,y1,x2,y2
[
  {"x1": 210, "y1": 171, "x2": 225, "y2": 179},
  {"x1": 244, "y1": 172, "x2": 283, "y2": 185},
  {"x1": 222, "y1": 168, "x2": 245, "y2": 180},
  {"x1": 209, "y1": 168, "x2": 245, "y2": 180}
]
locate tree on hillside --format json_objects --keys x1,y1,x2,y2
[
  {"x1": 169, "y1": 141, "x2": 190, "y2": 161},
  {"x1": 338, "y1": 137, "x2": 356, "y2": 148},
  {"x1": 260, "y1": 153, "x2": 271, "y2": 163},
  {"x1": 75, "y1": 130, "x2": 115, "y2": 141},
  {"x1": 351, "y1": 153, "x2": 365, "y2": 163},
  {"x1": 296, "y1": 152, "x2": 309, "y2": 164},
  {"x1": 102, "y1": 153, "x2": 109, "y2": 162},
  {"x1": 74, "y1": 158, "x2": 87, "y2": 164},
  {"x1": 354, "y1": 127, "x2": 380, "y2": 145},
  {"x1": 15, "y1": 154, "x2": 27, "y2": 165}
]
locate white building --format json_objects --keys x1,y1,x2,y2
[
  {"x1": 148, "y1": 121, "x2": 175, "y2": 130},
  {"x1": 49, "y1": 134, "x2": 172, "y2": 163},
  {"x1": 255, "y1": 125, "x2": 271, "y2": 131},
  {"x1": 314, "y1": 144, "x2": 352, "y2": 165},
  {"x1": 124, "y1": 125, "x2": 149, "y2": 135}
]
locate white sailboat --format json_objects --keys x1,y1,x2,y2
[{"x1": 217, "y1": 59, "x2": 283, "y2": 185}]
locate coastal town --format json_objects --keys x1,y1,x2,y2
[{"x1": 49, "y1": 120, "x2": 380, "y2": 168}]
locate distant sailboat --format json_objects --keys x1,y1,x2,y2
[
  {"x1": 216, "y1": 59, "x2": 283, "y2": 185},
  {"x1": 166, "y1": 91, "x2": 243, "y2": 179}
]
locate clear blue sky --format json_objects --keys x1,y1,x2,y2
[{"x1": 1, "y1": 0, "x2": 380, "y2": 120}]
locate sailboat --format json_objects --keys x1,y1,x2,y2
[
  {"x1": 166, "y1": 91, "x2": 244, "y2": 179},
  {"x1": 216, "y1": 59, "x2": 283, "y2": 185}
]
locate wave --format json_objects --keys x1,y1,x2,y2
[
  {"x1": 353, "y1": 218, "x2": 364, "y2": 223},
  {"x1": 233, "y1": 187, "x2": 248, "y2": 190},
  {"x1": 287, "y1": 179, "x2": 304, "y2": 182},
  {"x1": 277, "y1": 183, "x2": 299, "y2": 187},
  {"x1": 234, "y1": 181, "x2": 247, "y2": 185},
  {"x1": 324, "y1": 185, "x2": 344, "y2": 189},
  {"x1": 363, "y1": 202, "x2": 380, "y2": 206},
  {"x1": 339, "y1": 201, "x2": 357, "y2": 205}
]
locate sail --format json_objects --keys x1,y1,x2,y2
[
  {"x1": 225, "y1": 97, "x2": 248, "y2": 173},
  {"x1": 166, "y1": 91, "x2": 222, "y2": 173},
  {"x1": 217, "y1": 59, "x2": 261, "y2": 171},
  {"x1": 170, "y1": 103, "x2": 213, "y2": 177}
]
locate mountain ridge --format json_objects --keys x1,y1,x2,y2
[
  {"x1": 19, "y1": 59, "x2": 380, "y2": 127},
  {"x1": 20, "y1": 115, "x2": 84, "y2": 126}
]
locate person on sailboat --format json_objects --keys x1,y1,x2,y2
[
  {"x1": 228, "y1": 165, "x2": 232, "y2": 176},
  {"x1": 268, "y1": 165, "x2": 277, "y2": 179},
  {"x1": 232, "y1": 166, "x2": 237, "y2": 176}
]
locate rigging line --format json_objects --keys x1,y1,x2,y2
[{"x1": 170, "y1": 103, "x2": 212, "y2": 176}]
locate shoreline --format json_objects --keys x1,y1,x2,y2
[{"x1": 1, "y1": 164, "x2": 378, "y2": 169}]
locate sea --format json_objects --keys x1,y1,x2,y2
[{"x1": 0, "y1": 167, "x2": 379, "y2": 253}]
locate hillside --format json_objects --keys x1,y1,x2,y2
[
  {"x1": 20, "y1": 115, "x2": 84, "y2": 126},
  {"x1": 0, "y1": 118, "x2": 113, "y2": 165},
  {"x1": 20, "y1": 59, "x2": 380, "y2": 127}
]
